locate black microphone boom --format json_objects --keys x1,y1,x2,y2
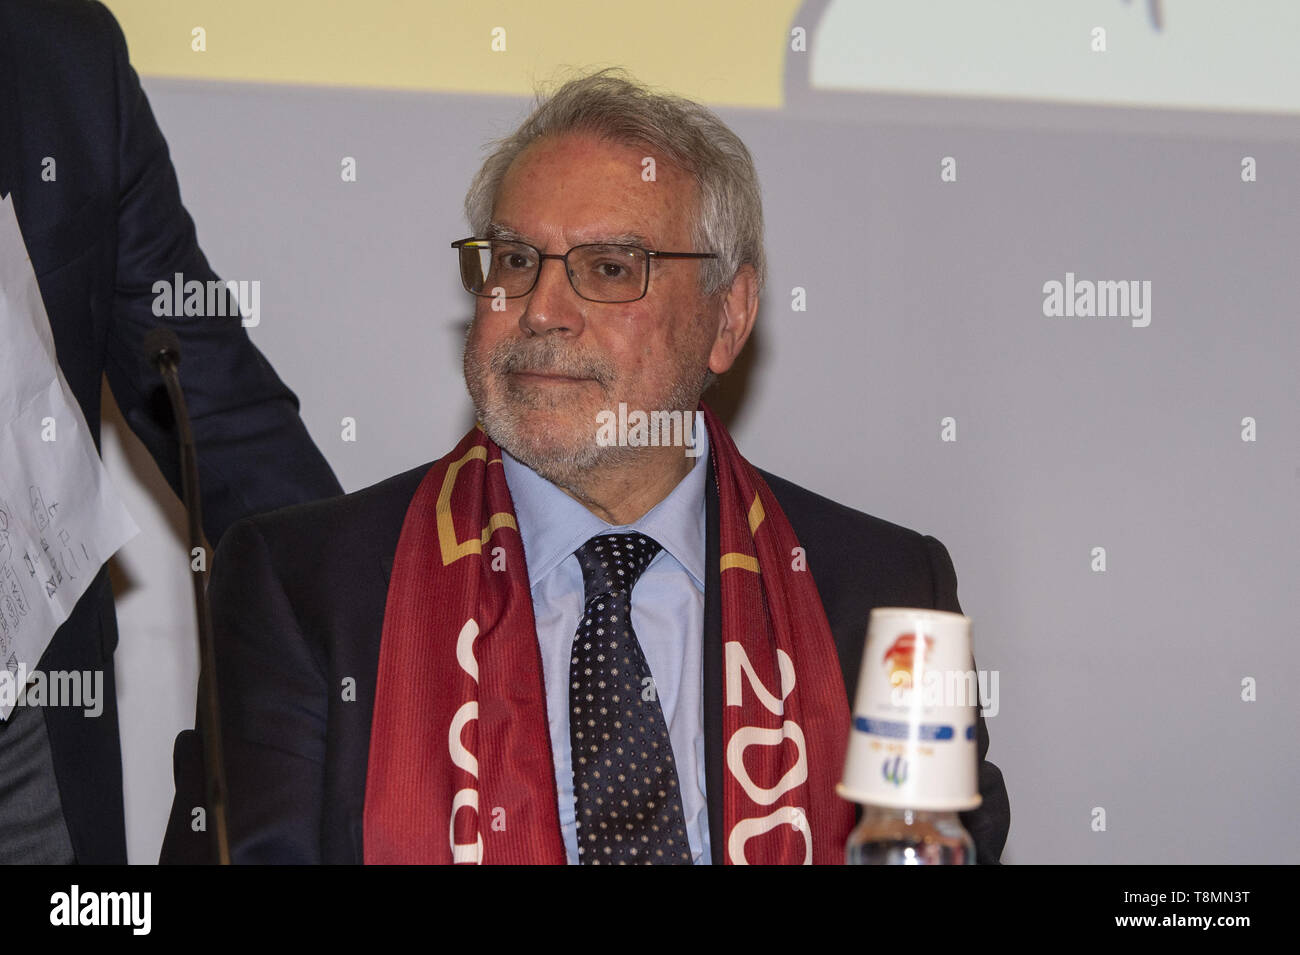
[
  {"x1": 142, "y1": 327, "x2": 181, "y2": 372},
  {"x1": 143, "y1": 328, "x2": 232, "y2": 865}
]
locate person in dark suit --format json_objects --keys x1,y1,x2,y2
[
  {"x1": 0, "y1": 0, "x2": 342, "y2": 863},
  {"x1": 189, "y1": 68, "x2": 1009, "y2": 864}
]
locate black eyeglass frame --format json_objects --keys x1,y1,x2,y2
[{"x1": 451, "y1": 236, "x2": 719, "y2": 303}]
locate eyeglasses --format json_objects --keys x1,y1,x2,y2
[{"x1": 451, "y1": 237, "x2": 718, "y2": 304}]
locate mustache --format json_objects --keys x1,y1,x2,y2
[{"x1": 489, "y1": 340, "x2": 615, "y2": 386}]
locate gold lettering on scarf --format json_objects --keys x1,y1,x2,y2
[
  {"x1": 720, "y1": 553, "x2": 760, "y2": 573},
  {"x1": 720, "y1": 493, "x2": 767, "y2": 574},
  {"x1": 436, "y1": 446, "x2": 518, "y2": 565},
  {"x1": 747, "y1": 492, "x2": 766, "y2": 534}
]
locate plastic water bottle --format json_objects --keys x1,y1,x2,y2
[{"x1": 846, "y1": 804, "x2": 975, "y2": 865}]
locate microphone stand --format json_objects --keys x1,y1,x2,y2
[{"x1": 146, "y1": 331, "x2": 232, "y2": 865}]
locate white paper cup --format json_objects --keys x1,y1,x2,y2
[{"x1": 837, "y1": 608, "x2": 982, "y2": 811}]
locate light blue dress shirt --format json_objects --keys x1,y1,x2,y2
[{"x1": 500, "y1": 426, "x2": 712, "y2": 865}]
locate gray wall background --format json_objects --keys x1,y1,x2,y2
[{"x1": 102, "y1": 47, "x2": 1300, "y2": 864}]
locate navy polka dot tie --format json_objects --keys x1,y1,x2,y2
[{"x1": 569, "y1": 533, "x2": 692, "y2": 864}]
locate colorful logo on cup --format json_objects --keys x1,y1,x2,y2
[
  {"x1": 882, "y1": 754, "x2": 908, "y2": 787},
  {"x1": 883, "y1": 633, "x2": 934, "y2": 690}
]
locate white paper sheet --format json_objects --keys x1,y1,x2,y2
[{"x1": 0, "y1": 194, "x2": 138, "y2": 719}]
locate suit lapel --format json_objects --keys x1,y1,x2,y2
[{"x1": 703, "y1": 456, "x2": 725, "y2": 864}]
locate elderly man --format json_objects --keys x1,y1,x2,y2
[{"x1": 196, "y1": 69, "x2": 1009, "y2": 864}]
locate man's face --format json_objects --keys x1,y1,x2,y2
[{"x1": 463, "y1": 131, "x2": 720, "y2": 488}]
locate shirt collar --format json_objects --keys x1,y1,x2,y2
[{"x1": 500, "y1": 423, "x2": 709, "y2": 591}]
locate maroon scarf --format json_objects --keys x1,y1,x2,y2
[{"x1": 363, "y1": 402, "x2": 853, "y2": 863}]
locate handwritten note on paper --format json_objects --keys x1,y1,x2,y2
[{"x1": 0, "y1": 194, "x2": 138, "y2": 719}]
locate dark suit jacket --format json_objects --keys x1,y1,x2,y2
[
  {"x1": 189, "y1": 457, "x2": 1010, "y2": 864},
  {"x1": 0, "y1": 0, "x2": 342, "y2": 863}
]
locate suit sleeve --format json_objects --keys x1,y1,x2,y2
[
  {"x1": 209, "y1": 518, "x2": 328, "y2": 863},
  {"x1": 93, "y1": 1, "x2": 342, "y2": 546},
  {"x1": 924, "y1": 535, "x2": 1011, "y2": 864}
]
